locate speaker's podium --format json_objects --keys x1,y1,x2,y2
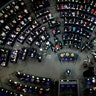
[{"x1": 58, "y1": 79, "x2": 79, "y2": 96}]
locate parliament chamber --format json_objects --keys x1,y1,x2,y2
[{"x1": 0, "y1": 0, "x2": 96, "y2": 96}]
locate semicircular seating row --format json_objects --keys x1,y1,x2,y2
[
  {"x1": 0, "y1": 71, "x2": 53, "y2": 96},
  {"x1": 0, "y1": 87, "x2": 24, "y2": 96},
  {"x1": 8, "y1": 71, "x2": 52, "y2": 96}
]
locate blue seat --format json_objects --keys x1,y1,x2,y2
[
  {"x1": 60, "y1": 84, "x2": 65, "y2": 88},
  {"x1": 0, "y1": 90, "x2": 3, "y2": 96},
  {"x1": 73, "y1": 27, "x2": 76, "y2": 31}
]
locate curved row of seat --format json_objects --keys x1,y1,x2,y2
[
  {"x1": 16, "y1": 71, "x2": 52, "y2": 86},
  {"x1": 57, "y1": 0, "x2": 96, "y2": 13},
  {"x1": 64, "y1": 17, "x2": 95, "y2": 32},
  {"x1": 64, "y1": 25, "x2": 91, "y2": 39},
  {"x1": 8, "y1": 80, "x2": 50, "y2": 96},
  {"x1": 31, "y1": 0, "x2": 50, "y2": 12},
  {"x1": 0, "y1": 87, "x2": 24, "y2": 96},
  {"x1": 7, "y1": 71, "x2": 52, "y2": 96},
  {"x1": 60, "y1": 10, "x2": 96, "y2": 25},
  {"x1": 57, "y1": 0, "x2": 96, "y2": 6}
]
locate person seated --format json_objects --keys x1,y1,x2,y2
[{"x1": 52, "y1": 27, "x2": 61, "y2": 36}]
